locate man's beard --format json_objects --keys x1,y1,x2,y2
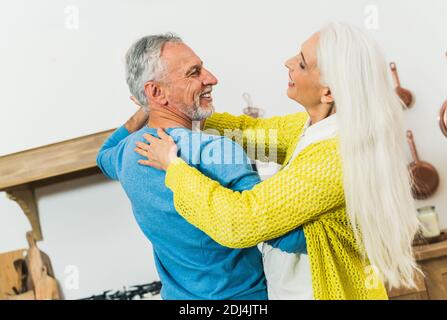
[{"x1": 183, "y1": 91, "x2": 215, "y2": 121}]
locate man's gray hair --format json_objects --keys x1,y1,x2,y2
[{"x1": 125, "y1": 33, "x2": 182, "y2": 110}]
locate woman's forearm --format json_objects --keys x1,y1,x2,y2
[{"x1": 203, "y1": 112, "x2": 308, "y2": 165}]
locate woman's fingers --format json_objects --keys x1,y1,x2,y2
[
  {"x1": 134, "y1": 130, "x2": 177, "y2": 171},
  {"x1": 135, "y1": 141, "x2": 150, "y2": 152},
  {"x1": 135, "y1": 143, "x2": 157, "y2": 160},
  {"x1": 145, "y1": 146, "x2": 157, "y2": 160},
  {"x1": 142, "y1": 133, "x2": 162, "y2": 144},
  {"x1": 134, "y1": 147, "x2": 148, "y2": 158},
  {"x1": 157, "y1": 128, "x2": 174, "y2": 142}
]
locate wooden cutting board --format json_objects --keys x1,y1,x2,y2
[
  {"x1": 24, "y1": 231, "x2": 61, "y2": 300},
  {"x1": 0, "y1": 249, "x2": 27, "y2": 299}
]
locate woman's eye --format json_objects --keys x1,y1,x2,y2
[{"x1": 299, "y1": 62, "x2": 305, "y2": 70}]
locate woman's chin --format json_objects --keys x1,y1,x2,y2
[{"x1": 286, "y1": 88, "x2": 298, "y2": 101}]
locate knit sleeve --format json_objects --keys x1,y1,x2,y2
[
  {"x1": 96, "y1": 126, "x2": 130, "y2": 180},
  {"x1": 203, "y1": 112, "x2": 308, "y2": 165},
  {"x1": 165, "y1": 139, "x2": 344, "y2": 248}
]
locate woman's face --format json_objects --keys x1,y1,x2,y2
[{"x1": 285, "y1": 33, "x2": 326, "y2": 108}]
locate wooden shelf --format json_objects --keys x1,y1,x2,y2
[
  {"x1": 414, "y1": 234, "x2": 447, "y2": 262},
  {"x1": 0, "y1": 128, "x2": 115, "y2": 191},
  {"x1": 0, "y1": 128, "x2": 116, "y2": 240}
]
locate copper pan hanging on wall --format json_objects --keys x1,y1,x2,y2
[
  {"x1": 439, "y1": 100, "x2": 447, "y2": 137},
  {"x1": 406, "y1": 130, "x2": 440, "y2": 199},
  {"x1": 390, "y1": 62, "x2": 413, "y2": 109}
]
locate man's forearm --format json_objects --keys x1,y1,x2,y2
[{"x1": 124, "y1": 107, "x2": 149, "y2": 133}]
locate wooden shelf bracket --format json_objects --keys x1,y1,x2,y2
[{"x1": 6, "y1": 187, "x2": 42, "y2": 241}]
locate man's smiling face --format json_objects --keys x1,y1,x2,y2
[{"x1": 160, "y1": 42, "x2": 218, "y2": 120}]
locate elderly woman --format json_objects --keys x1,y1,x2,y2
[{"x1": 135, "y1": 23, "x2": 420, "y2": 300}]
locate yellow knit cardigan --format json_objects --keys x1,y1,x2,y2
[{"x1": 164, "y1": 112, "x2": 388, "y2": 300}]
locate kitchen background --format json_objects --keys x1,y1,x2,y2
[{"x1": 0, "y1": 0, "x2": 446, "y2": 299}]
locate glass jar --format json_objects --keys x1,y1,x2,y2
[{"x1": 417, "y1": 206, "x2": 441, "y2": 238}]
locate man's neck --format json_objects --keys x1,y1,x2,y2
[{"x1": 147, "y1": 104, "x2": 193, "y2": 130}]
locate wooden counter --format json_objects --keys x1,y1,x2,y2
[{"x1": 388, "y1": 233, "x2": 447, "y2": 300}]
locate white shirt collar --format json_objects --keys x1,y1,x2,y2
[
  {"x1": 301, "y1": 113, "x2": 338, "y2": 141},
  {"x1": 283, "y1": 113, "x2": 338, "y2": 170}
]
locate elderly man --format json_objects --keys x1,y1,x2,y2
[{"x1": 96, "y1": 34, "x2": 305, "y2": 300}]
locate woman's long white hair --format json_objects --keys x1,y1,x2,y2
[{"x1": 317, "y1": 23, "x2": 420, "y2": 289}]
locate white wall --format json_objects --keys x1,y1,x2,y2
[{"x1": 0, "y1": 0, "x2": 446, "y2": 299}]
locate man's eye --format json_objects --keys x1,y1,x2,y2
[{"x1": 190, "y1": 69, "x2": 200, "y2": 77}]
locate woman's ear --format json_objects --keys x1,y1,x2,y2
[
  {"x1": 144, "y1": 81, "x2": 168, "y2": 105},
  {"x1": 320, "y1": 87, "x2": 334, "y2": 104}
]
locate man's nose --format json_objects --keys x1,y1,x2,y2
[{"x1": 202, "y1": 68, "x2": 218, "y2": 86}]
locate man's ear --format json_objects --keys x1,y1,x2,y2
[
  {"x1": 320, "y1": 87, "x2": 334, "y2": 104},
  {"x1": 144, "y1": 81, "x2": 167, "y2": 105}
]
